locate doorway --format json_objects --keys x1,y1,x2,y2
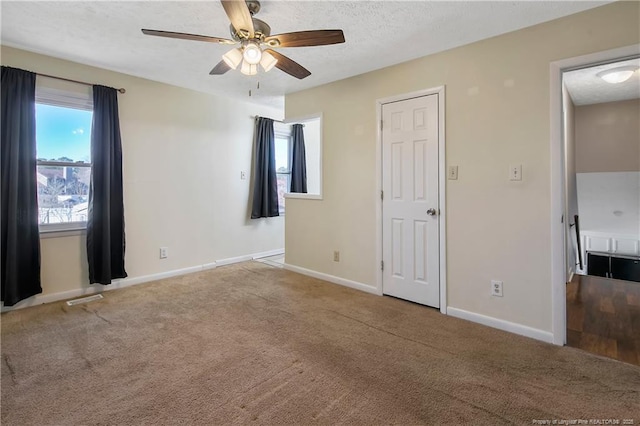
[
  {"x1": 562, "y1": 58, "x2": 640, "y2": 364},
  {"x1": 550, "y1": 44, "x2": 639, "y2": 351},
  {"x1": 563, "y1": 59, "x2": 640, "y2": 281},
  {"x1": 377, "y1": 87, "x2": 446, "y2": 310}
]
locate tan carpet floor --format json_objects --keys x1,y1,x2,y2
[{"x1": 2, "y1": 262, "x2": 639, "y2": 425}]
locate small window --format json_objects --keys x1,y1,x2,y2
[
  {"x1": 35, "y1": 82, "x2": 93, "y2": 232},
  {"x1": 274, "y1": 129, "x2": 292, "y2": 215},
  {"x1": 283, "y1": 114, "x2": 322, "y2": 200}
]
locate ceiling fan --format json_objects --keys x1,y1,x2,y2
[{"x1": 142, "y1": 0, "x2": 345, "y2": 79}]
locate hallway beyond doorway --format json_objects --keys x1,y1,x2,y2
[{"x1": 567, "y1": 274, "x2": 640, "y2": 365}]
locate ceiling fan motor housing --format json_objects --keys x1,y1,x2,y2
[
  {"x1": 230, "y1": 18, "x2": 271, "y2": 41},
  {"x1": 229, "y1": 0, "x2": 270, "y2": 41}
]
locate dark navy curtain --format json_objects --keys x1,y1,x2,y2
[
  {"x1": 290, "y1": 124, "x2": 307, "y2": 193},
  {"x1": 87, "y1": 85, "x2": 127, "y2": 284},
  {"x1": 251, "y1": 117, "x2": 279, "y2": 218},
  {"x1": 1, "y1": 66, "x2": 42, "y2": 306}
]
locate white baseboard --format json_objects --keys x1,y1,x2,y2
[
  {"x1": 113, "y1": 265, "x2": 204, "y2": 288},
  {"x1": 214, "y1": 248, "x2": 284, "y2": 267},
  {"x1": 202, "y1": 262, "x2": 217, "y2": 271},
  {"x1": 447, "y1": 307, "x2": 554, "y2": 344},
  {"x1": 1, "y1": 248, "x2": 285, "y2": 312},
  {"x1": 252, "y1": 248, "x2": 285, "y2": 259},
  {"x1": 283, "y1": 263, "x2": 379, "y2": 295},
  {"x1": 215, "y1": 254, "x2": 253, "y2": 267}
]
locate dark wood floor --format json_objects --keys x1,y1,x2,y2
[{"x1": 567, "y1": 274, "x2": 640, "y2": 365}]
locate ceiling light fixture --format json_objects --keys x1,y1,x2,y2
[
  {"x1": 222, "y1": 48, "x2": 243, "y2": 69},
  {"x1": 596, "y1": 66, "x2": 639, "y2": 84},
  {"x1": 224, "y1": 44, "x2": 277, "y2": 76},
  {"x1": 259, "y1": 51, "x2": 278, "y2": 72},
  {"x1": 242, "y1": 41, "x2": 263, "y2": 65},
  {"x1": 240, "y1": 61, "x2": 258, "y2": 76}
]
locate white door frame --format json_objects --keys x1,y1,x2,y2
[
  {"x1": 375, "y1": 86, "x2": 447, "y2": 314},
  {"x1": 549, "y1": 44, "x2": 639, "y2": 346}
]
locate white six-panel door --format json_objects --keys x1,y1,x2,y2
[{"x1": 382, "y1": 94, "x2": 440, "y2": 307}]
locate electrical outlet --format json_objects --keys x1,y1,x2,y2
[
  {"x1": 333, "y1": 251, "x2": 340, "y2": 262},
  {"x1": 491, "y1": 280, "x2": 503, "y2": 297},
  {"x1": 509, "y1": 164, "x2": 522, "y2": 181},
  {"x1": 160, "y1": 247, "x2": 168, "y2": 259},
  {"x1": 448, "y1": 165, "x2": 458, "y2": 180}
]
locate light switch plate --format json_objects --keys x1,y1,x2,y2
[
  {"x1": 448, "y1": 166, "x2": 458, "y2": 180},
  {"x1": 509, "y1": 164, "x2": 522, "y2": 181}
]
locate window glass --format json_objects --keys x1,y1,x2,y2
[
  {"x1": 274, "y1": 137, "x2": 289, "y2": 172},
  {"x1": 35, "y1": 103, "x2": 92, "y2": 228},
  {"x1": 274, "y1": 134, "x2": 291, "y2": 214},
  {"x1": 36, "y1": 104, "x2": 92, "y2": 162}
]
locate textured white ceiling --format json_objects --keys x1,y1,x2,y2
[
  {"x1": 564, "y1": 58, "x2": 640, "y2": 106},
  {"x1": 1, "y1": 1, "x2": 612, "y2": 108}
]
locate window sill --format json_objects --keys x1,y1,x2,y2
[
  {"x1": 284, "y1": 193, "x2": 323, "y2": 200},
  {"x1": 40, "y1": 226, "x2": 87, "y2": 239}
]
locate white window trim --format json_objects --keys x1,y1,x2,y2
[
  {"x1": 284, "y1": 193, "x2": 323, "y2": 200},
  {"x1": 35, "y1": 81, "x2": 93, "y2": 235},
  {"x1": 39, "y1": 225, "x2": 87, "y2": 238}
]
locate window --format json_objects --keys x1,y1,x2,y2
[
  {"x1": 35, "y1": 82, "x2": 93, "y2": 232},
  {"x1": 273, "y1": 115, "x2": 323, "y2": 212},
  {"x1": 283, "y1": 114, "x2": 322, "y2": 200},
  {"x1": 274, "y1": 127, "x2": 292, "y2": 214}
]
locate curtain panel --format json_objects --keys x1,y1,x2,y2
[
  {"x1": 87, "y1": 85, "x2": 127, "y2": 284},
  {"x1": 290, "y1": 124, "x2": 307, "y2": 193},
  {"x1": 251, "y1": 117, "x2": 279, "y2": 218},
  {"x1": 1, "y1": 66, "x2": 42, "y2": 306}
]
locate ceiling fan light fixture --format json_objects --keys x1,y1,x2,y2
[
  {"x1": 260, "y1": 51, "x2": 278, "y2": 72},
  {"x1": 240, "y1": 60, "x2": 258, "y2": 76},
  {"x1": 222, "y1": 48, "x2": 243, "y2": 69},
  {"x1": 596, "y1": 66, "x2": 639, "y2": 84},
  {"x1": 243, "y1": 41, "x2": 262, "y2": 65},
  {"x1": 143, "y1": 0, "x2": 345, "y2": 80}
]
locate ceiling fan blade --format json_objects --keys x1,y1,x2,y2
[
  {"x1": 141, "y1": 29, "x2": 235, "y2": 44},
  {"x1": 264, "y1": 49, "x2": 311, "y2": 80},
  {"x1": 264, "y1": 30, "x2": 345, "y2": 48},
  {"x1": 210, "y1": 60, "x2": 231, "y2": 75},
  {"x1": 220, "y1": 0, "x2": 255, "y2": 38}
]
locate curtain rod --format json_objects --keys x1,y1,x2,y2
[
  {"x1": 251, "y1": 115, "x2": 304, "y2": 126},
  {"x1": 251, "y1": 115, "x2": 284, "y2": 123},
  {"x1": 37, "y1": 72, "x2": 126, "y2": 94}
]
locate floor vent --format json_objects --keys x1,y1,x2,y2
[{"x1": 66, "y1": 294, "x2": 104, "y2": 306}]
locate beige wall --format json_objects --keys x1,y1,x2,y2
[
  {"x1": 575, "y1": 98, "x2": 640, "y2": 173},
  {"x1": 285, "y1": 2, "x2": 639, "y2": 333},
  {"x1": 2, "y1": 46, "x2": 284, "y2": 300}
]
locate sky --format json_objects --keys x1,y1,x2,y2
[{"x1": 36, "y1": 104, "x2": 92, "y2": 162}]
